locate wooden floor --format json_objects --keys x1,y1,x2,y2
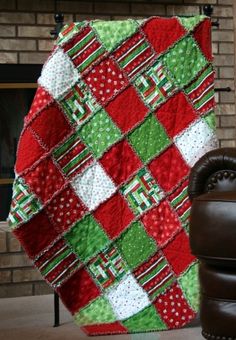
[{"x1": 0, "y1": 295, "x2": 204, "y2": 339}]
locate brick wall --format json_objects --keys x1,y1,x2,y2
[{"x1": 0, "y1": 0, "x2": 235, "y2": 297}]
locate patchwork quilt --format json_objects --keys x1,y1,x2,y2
[{"x1": 8, "y1": 15, "x2": 218, "y2": 335}]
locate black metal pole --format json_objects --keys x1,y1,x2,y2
[{"x1": 53, "y1": 292, "x2": 60, "y2": 327}]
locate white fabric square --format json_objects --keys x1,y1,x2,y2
[
  {"x1": 38, "y1": 47, "x2": 79, "y2": 99},
  {"x1": 72, "y1": 162, "x2": 116, "y2": 211},
  {"x1": 106, "y1": 274, "x2": 150, "y2": 320},
  {"x1": 174, "y1": 119, "x2": 218, "y2": 167}
]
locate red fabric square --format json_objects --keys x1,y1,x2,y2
[
  {"x1": 148, "y1": 145, "x2": 190, "y2": 192},
  {"x1": 99, "y1": 139, "x2": 142, "y2": 185},
  {"x1": 15, "y1": 128, "x2": 45, "y2": 174},
  {"x1": 143, "y1": 17, "x2": 186, "y2": 55},
  {"x1": 193, "y1": 19, "x2": 213, "y2": 61},
  {"x1": 57, "y1": 267, "x2": 100, "y2": 314},
  {"x1": 105, "y1": 85, "x2": 148, "y2": 133},
  {"x1": 23, "y1": 156, "x2": 65, "y2": 204},
  {"x1": 45, "y1": 185, "x2": 87, "y2": 233},
  {"x1": 141, "y1": 200, "x2": 182, "y2": 247},
  {"x1": 13, "y1": 211, "x2": 59, "y2": 259},
  {"x1": 24, "y1": 86, "x2": 53, "y2": 124},
  {"x1": 30, "y1": 102, "x2": 72, "y2": 151},
  {"x1": 154, "y1": 282, "x2": 195, "y2": 328},
  {"x1": 113, "y1": 32, "x2": 155, "y2": 78},
  {"x1": 162, "y1": 230, "x2": 196, "y2": 276},
  {"x1": 93, "y1": 192, "x2": 135, "y2": 239},
  {"x1": 155, "y1": 92, "x2": 197, "y2": 138},
  {"x1": 82, "y1": 322, "x2": 128, "y2": 336},
  {"x1": 84, "y1": 57, "x2": 128, "y2": 105}
]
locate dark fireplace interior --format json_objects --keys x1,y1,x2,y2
[{"x1": 0, "y1": 64, "x2": 42, "y2": 220}]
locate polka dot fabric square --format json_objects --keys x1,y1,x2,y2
[
  {"x1": 116, "y1": 221, "x2": 157, "y2": 270},
  {"x1": 128, "y1": 114, "x2": 171, "y2": 164},
  {"x1": 84, "y1": 57, "x2": 129, "y2": 105},
  {"x1": 141, "y1": 200, "x2": 182, "y2": 248},
  {"x1": 154, "y1": 282, "x2": 195, "y2": 329},
  {"x1": 45, "y1": 185, "x2": 87, "y2": 233},
  {"x1": 23, "y1": 156, "x2": 65, "y2": 204},
  {"x1": 162, "y1": 36, "x2": 208, "y2": 88},
  {"x1": 79, "y1": 109, "x2": 122, "y2": 158},
  {"x1": 71, "y1": 161, "x2": 116, "y2": 211},
  {"x1": 106, "y1": 274, "x2": 150, "y2": 320},
  {"x1": 24, "y1": 86, "x2": 53, "y2": 124}
]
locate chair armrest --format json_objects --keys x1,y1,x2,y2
[{"x1": 188, "y1": 147, "x2": 236, "y2": 201}]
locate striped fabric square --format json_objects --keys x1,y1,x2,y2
[
  {"x1": 34, "y1": 238, "x2": 81, "y2": 288},
  {"x1": 169, "y1": 179, "x2": 191, "y2": 229},
  {"x1": 59, "y1": 81, "x2": 100, "y2": 125},
  {"x1": 134, "y1": 60, "x2": 176, "y2": 109},
  {"x1": 134, "y1": 252, "x2": 175, "y2": 301},
  {"x1": 120, "y1": 168, "x2": 163, "y2": 215},
  {"x1": 113, "y1": 32, "x2": 155, "y2": 78},
  {"x1": 53, "y1": 130, "x2": 94, "y2": 179},
  {"x1": 8, "y1": 177, "x2": 42, "y2": 227},
  {"x1": 56, "y1": 22, "x2": 86, "y2": 47},
  {"x1": 63, "y1": 26, "x2": 106, "y2": 73},
  {"x1": 88, "y1": 246, "x2": 129, "y2": 290},
  {"x1": 184, "y1": 65, "x2": 215, "y2": 115}
]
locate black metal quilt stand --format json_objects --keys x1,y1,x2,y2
[{"x1": 49, "y1": 4, "x2": 232, "y2": 328}]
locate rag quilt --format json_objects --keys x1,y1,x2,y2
[{"x1": 8, "y1": 15, "x2": 218, "y2": 336}]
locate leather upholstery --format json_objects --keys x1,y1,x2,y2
[
  {"x1": 188, "y1": 147, "x2": 236, "y2": 200},
  {"x1": 189, "y1": 147, "x2": 236, "y2": 340}
]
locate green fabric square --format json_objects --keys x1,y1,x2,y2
[
  {"x1": 203, "y1": 110, "x2": 216, "y2": 131},
  {"x1": 178, "y1": 262, "x2": 200, "y2": 312},
  {"x1": 74, "y1": 296, "x2": 116, "y2": 325},
  {"x1": 64, "y1": 215, "x2": 109, "y2": 262},
  {"x1": 163, "y1": 36, "x2": 208, "y2": 88},
  {"x1": 178, "y1": 15, "x2": 206, "y2": 31},
  {"x1": 79, "y1": 109, "x2": 122, "y2": 158},
  {"x1": 116, "y1": 221, "x2": 157, "y2": 270},
  {"x1": 122, "y1": 305, "x2": 166, "y2": 332},
  {"x1": 128, "y1": 114, "x2": 171, "y2": 163},
  {"x1": 91, "y1": 19, "x2": 138, "y2": 52}
]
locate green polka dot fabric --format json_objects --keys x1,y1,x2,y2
[
  {"x1": 92, "y1": 19, "x2": 138, "y2": 52},
  {"x1": 79, "y1": 109, "x2": 122, "y2": 157},
  {"x1": 128, "y1": 113, "x2": 171, "y2": 163},
  {"x1": 163, "y1": 36, "x2": 208, "y2": 88},
  {"x1": 178, "y1": 15, "x2": 206, "y2": 31},
  {"x1": 8, "y1": 15, "x2": 218, "y2": 336}
]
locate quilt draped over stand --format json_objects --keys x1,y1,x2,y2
[{"x1": 8, "y1": 15, "x2": 218, "y2": 336}]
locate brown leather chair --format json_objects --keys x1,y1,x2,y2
[{"x1": 188, "y1": 147, "x2": 236, "y2": 340}]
